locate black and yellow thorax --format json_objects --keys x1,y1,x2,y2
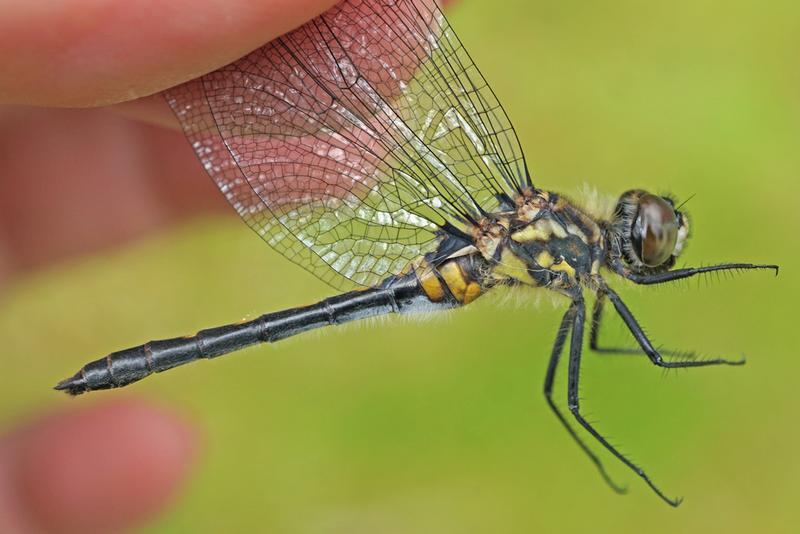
[{"x1": 413, "y1": 188, "x2": 606, "y2": 305}]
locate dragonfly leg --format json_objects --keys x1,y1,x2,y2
[
  {"x1": 589, "y1": 291, "x2": 696, "y2": 359},
  {"x1": 543, "y1": 301, "x2": 626, "y2": 494},
  {"x1": 603, "y1": 287, "x2": 745, "y2": 367},
  {"x1": 566, "y1": 290, "x2": 682, "y2": 507},
  {"x1": 615, "y1": 262, "x2": 778, "y2": 285}
]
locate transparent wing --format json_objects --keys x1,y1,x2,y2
[{"x1": 165, "y1": 0, "x2": 530, "y2": 289}]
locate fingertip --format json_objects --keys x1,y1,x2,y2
[
  {"x1": 0, "y1": 0, "x2": 339, "y2": 106},
  {"x1": 6, "y1": 398, "x2": 199, "y2": 533}
]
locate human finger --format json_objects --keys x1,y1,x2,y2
[
  {"x1": 0, "y1": 0, "x2": 339, "y2": 107},
  {"x1": 0, "y1": 399, "x2": 198, "y2": 533}
]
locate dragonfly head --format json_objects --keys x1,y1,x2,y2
[{"x1": 610, "y1": 190, "x2": 689, "y2": 272}]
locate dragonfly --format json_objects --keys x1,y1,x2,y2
[{"x1": 56, "y1": 0, "x2": 777, "y2": 506}]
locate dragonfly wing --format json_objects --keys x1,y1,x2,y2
[{"x1": 166, "y1": 0, "x2": 530, "y2": 289}]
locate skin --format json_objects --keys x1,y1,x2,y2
[
  {"x1": 0, "y1": 400, "x2": 196, "y2": 533},
  {"x1": 0, "y1": 0, "x2": 340, "y2": 107}
]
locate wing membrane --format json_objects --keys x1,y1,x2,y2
[{"x1": 166, "y1": 0, "x2": 529, "y2": 289}]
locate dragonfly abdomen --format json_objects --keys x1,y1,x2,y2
[
  {"x1": 55, "y1": 269, "x2": 464, "y2": 395},
  {"x1": 412, "y1": 252, "x2": 490, "y2": 306}
]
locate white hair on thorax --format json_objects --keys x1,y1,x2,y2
[{"x1": 571, "y1": 183, "x2": 617, "y2": 221}]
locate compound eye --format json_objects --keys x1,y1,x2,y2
[{"x1": 631, "y1": 194, "x2": 679, "y2": 267}]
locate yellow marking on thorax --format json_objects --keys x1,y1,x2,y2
[
  {"x1": 569, "y1": 209, "x2": 602, "y2": 243},
  {"x1": 511, "y1": 224, "x2": 547, "y2": 243},
  {"x1": 566, "y1": 224, "x2": 587, "y2": 242},
  {"x1": 494, "y1": 248, "x2": 536, "y2": 285},
  {"x1": 551, "y1": 261, "x2": 576, "y2": 278},
  {"x1": 549, "y1": 219, "x2": 568, "y2": 238},
  {"x1": 535, "y1": 250, "x2": 554, "y2": 268},
  {"x1": 536, "y1": 250, "x2": 576, "y2": 278},
  {"x1": 512, "y1": 218, "x2": 569, "y2": 244}
]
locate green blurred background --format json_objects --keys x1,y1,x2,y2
[{"x1": 2, "y1": 0, "x2": 798, "y2": 531}]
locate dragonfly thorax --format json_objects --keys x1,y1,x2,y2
[{"x1": 467, "y1": 188, "x2": 605, "y2": 290}]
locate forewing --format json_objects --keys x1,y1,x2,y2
[{"x1": 166, "y1": 0, "x2": 529, "y2": 289}]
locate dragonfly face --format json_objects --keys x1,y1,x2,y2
[
  {"x1": 55, "y1": 0, "x2": 778, "y2": 507},
  {"x1": 609, "y1": 190, "x2": 690, "y2": 273}
]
